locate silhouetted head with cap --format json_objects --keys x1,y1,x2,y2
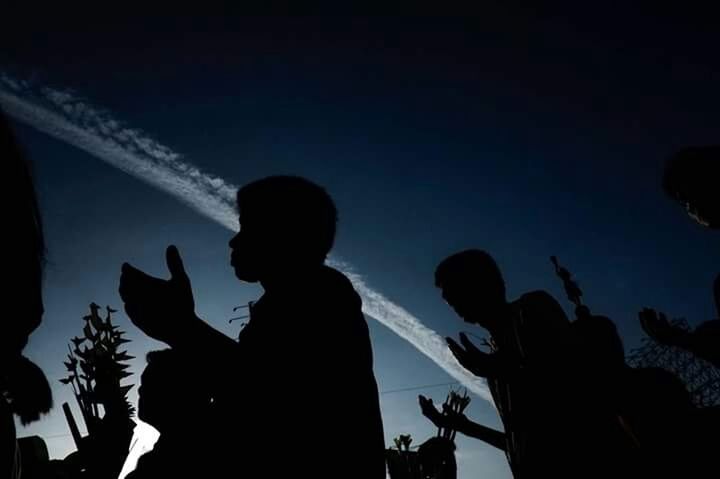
[
  {"x1": 137, "y1": 349, "x2": 210, "y2": 433},
  {"x1": 228, "y1": 176, "x2": 337, "y2": 286}
]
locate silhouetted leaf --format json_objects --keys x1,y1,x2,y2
[
  {"x1": 90, "y1": 314, "x2": 104, "y2": 333},
  {"x1": 115, "y1": 351, "x2": 135, "y2": 362},
  {"x1": 119, "y1": 385, "x2": 134, "y2": 396},
  {"x1": 80, "y1": 362, "x2": 93, "y2": 376},
  {"x1": 59, "y1": 377, "x2": 72, "y2": 385},
  {"x1": 83, "y1": 324, "x2": 94, "y2": 341}
]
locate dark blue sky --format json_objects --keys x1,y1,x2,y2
[{"x1": 4, "y1": 9, "x2": 719, "y2": 478}]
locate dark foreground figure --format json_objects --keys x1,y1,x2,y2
[{"x1": 1, "y1": 110, "x2": 52, "y2": 479}]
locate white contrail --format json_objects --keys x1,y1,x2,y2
[{"x1": 0, "y1": 74, "x2": 491, "y2": 402}]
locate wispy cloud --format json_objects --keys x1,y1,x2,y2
[{"x1": 0, "y1": 74, "x2": 491, "y2": 401}]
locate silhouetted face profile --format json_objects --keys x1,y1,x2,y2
[
  {"x1": 1, "y1": 111, "x2": 45, "y2": 359},
  {"x1": 435, "y1": 250, "x2": 507, "y2": 328},
  {"x1": 137, "y1": 350, "x2": 208, "y2": 432},
  {"x1": 663, "y1": 146, "x2": 719, "y2": 229},
  {"x1": 228, "y1": 176, "x2": 337, "y2": 283}
]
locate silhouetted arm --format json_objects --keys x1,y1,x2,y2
[
  {"x1": 446, "y1": 334, "x2": 516, "y2": 380},
  {"x1": 459, "y1": 419, "x2": 507, "y2": 451},
  {"x1": 419, "y1": 396, "x2": 506, "y2": 451},
  {"x1": 173, "y1": 315, "x2": 239, "y2": 366},
  {"x1": 640, "y1": 309, "x2": 720, "y2": 367},
  {"x1": 119, "y1": 246, "x2": 240, "y2": 364}
]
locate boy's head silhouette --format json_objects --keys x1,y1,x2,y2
[
  {"x1": 663, "y1": 146, "x2": 719, "y2": 229},
  {"x1": 137, "y1": 349, "x2": 209, "y2": 433},
  {"x1": 435, "y1": 249, "x2": 506, "y2": 328},
  {"x1": 229, "y1": 176, "x2": 338, "y2": 283}
]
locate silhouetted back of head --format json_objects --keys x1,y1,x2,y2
[
  {"x1": 138, "y1": 349, "x2": 209, "y2": 431},
  {"x1": 663, "y1": 146, "x2": 719, "y2": 228},
  {"x1": 418, "y1": 437, "x2": 456, "y2": 479},
  {"x1": 1, "y1": 109, "x2": 45, "y2": 356}
]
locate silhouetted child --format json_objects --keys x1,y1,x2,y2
[
  {"x1": 119, "y1": 176, "x2": 386, "y2": 478},
  {"x1": 435, "y1": 249, "x2": 587, "y2": 477},
  {"x1": 1, "y1": 109, "x2": 52, "y2": 478},
  {"x1": 126, "y1": 349, "x2": 210, "y2": 479}
]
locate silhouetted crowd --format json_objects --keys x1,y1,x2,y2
[{"x1": 1, "y1": 104, "x2": 718, "y2": 479}]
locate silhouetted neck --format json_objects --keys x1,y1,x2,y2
[
  {"x1": 259, "y1": 263, "x2": 326, "y2": 295},
  {"x1": 484, "y1": 303, "x2": 513, "y2": 340}
]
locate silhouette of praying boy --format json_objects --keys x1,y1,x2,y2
[
  {"x1": 435, "y1": 249, "x2": 578, "y2": 478},
  {"x1": 119, "y1": 176, "x2": 385, "y2": 478}
]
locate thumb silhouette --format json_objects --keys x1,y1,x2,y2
[{"x1": 166, "y1": 245, "x2": 188, "y2": 282}]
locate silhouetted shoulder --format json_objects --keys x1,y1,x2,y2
[
  {"x1": 317, "y1": 265, "x2": 362, "y2": 309},
  {"x1": 517, "y1": 290, "x2": 570, "y2": 327}
]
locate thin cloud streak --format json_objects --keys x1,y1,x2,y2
[{"x1": 0, "y1": 75, "x2": 490, "y2": 401}]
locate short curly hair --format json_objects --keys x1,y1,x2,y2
[
  {"x1": 236, "y1": 176, "x2": 338, "y2": 261},
  {"x1": 435, "y1": 249, "x2": 506, "y2": 300}
]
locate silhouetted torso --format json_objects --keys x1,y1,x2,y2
[
  {"x1": 1, "y1": 399, "x2": 18, "y2": 479},
  {"x1": 209, "y1": 265, "x2": 385, "y2": 478},
  {"x1": 486, "y1": 291, "x2": 577, "y2": 478}
]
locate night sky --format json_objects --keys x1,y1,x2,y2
[{"x1": 3, "y1": 8, "x2": 719, "y2": 478}]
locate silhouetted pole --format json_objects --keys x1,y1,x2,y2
[{"x1": 62, "y1": 403, "x2": 82, "y2": 452}]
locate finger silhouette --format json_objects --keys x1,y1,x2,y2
[
  {"x1": 166, "y1": 245, "x2": 188, "y2": 282},
  {"x1": 120, "y1": 263, "x2": 161, "y2": 299},
  {"x1": 459, "y1": 333, "x2": 482, "y2": 356},
  {"x1": 446, "y1": 337, "x2": 468, "y2": 364}
]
